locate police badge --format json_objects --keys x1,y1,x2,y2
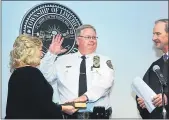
[{"x1": 93, "y1": 56, "x2": 100, "y2": 68}]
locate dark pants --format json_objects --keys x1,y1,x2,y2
[{"x1": 62, "y1": 107, "x2": 112, "y2": 119}]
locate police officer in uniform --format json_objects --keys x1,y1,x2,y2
[{"x1": 40, "y1": 24, "x2": 114, "y2": 119}]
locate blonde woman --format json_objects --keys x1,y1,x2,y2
[{"x1": 5, "y1": 34, "x2": 77, "y2": 119}]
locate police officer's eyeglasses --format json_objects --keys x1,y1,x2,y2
[{"x1": 78, "y1": 36, "x2": 98, "y2": 40}]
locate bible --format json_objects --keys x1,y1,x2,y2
[{"x1": 61, "y1": 102, "x2": 87, "y2": 109}]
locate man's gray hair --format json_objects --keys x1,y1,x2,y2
[
  {"x1": 75, "y1": 24, "x2": 96, "y2": 38},
  {"x1": 155, "y1": 19, "x2": 168, "y2": 33}
]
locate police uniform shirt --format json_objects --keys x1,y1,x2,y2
[{"x1": 39, "y1": 51, "x2": 114, "y2": 112}]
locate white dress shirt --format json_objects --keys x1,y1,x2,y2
[{"x1": 39, "y1": 51, "x2": 114, "y2": 112}]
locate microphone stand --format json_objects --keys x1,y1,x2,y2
[
  {"x1": 153, "y1": 64, "x2": 168, "y2": 119},
  {"x1": 161, "y1": 84, "x2": 167, "y2": 119}
]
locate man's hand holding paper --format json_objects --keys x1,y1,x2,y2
[
  {"x1": 132, "y1": 77, "x2": 157, "y2": 113},
  {"x1": 152, "y1": 94, "x2": 168, "y2": 107}
]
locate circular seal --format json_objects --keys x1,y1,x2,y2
[{"x1": 20, "y1": 2, "x2": 82, "y2": 56}]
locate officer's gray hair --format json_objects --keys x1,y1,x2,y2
[
  {"x1": 75, "y1": 24, "x2": 96, "y2": 39},
  {"x1": 155, "y1": 19, "x2": 168, "y2": 33}
]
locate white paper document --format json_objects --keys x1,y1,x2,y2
[{"x1": 131, "y1": 77, "x2": 157, "y2": 113}]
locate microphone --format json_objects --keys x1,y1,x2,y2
[{"x1": 153, "y1": 65, "x2": 167, "y2": 86}]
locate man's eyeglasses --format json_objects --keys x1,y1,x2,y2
[{"x1": 78, "y1": 36, "x2": 98, "y2": 40}]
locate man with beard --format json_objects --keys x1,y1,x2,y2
[
  {"x1": 40, "y1": 24, "x2": 114, "y2": 119},
  {"x1": 136, "y1": 19, "x2": 168, "y2": 119}
]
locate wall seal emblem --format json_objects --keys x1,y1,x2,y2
[{"x1": 20, "y1": 2, "x2": 82, "y2": 56}]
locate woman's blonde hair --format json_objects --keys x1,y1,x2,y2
[{"x1": 10, "y1": 34, "x2": 42, "y2": 72}]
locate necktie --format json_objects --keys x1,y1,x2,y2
[
  {"x1": 162, "y1": 54, "x2": 168, "y2": 90},
  {"x1": 78, "y1": 56, "x2": 87, "y2": 96},
  {"x1": 163, "y1": 54, "x2": 168, "y2": 62}
]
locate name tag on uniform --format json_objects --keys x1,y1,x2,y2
[
  {"x1": 64, "y1": 66, "x2": 72, "y2": 72},
  {"x1": 91, "y1": 67, "x2": 101, "y2": 76},
  {"x1": 66, "y1": 66, "x2": 72, "y2": 68}
]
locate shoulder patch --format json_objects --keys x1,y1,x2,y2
[{"x1": 106, "y1": 60, "x2": 113, "y2": 69}]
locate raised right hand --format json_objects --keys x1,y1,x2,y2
[
  {"x1": 49, "y1": 34, "x2": 67, "y2": 55},
  {"x1": 137, "y1": 97, "x2": 146, "y2": 109}
]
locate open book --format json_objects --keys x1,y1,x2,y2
[{"x1": 131, "y1": 77, "x2": 157, "y2": 113}]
